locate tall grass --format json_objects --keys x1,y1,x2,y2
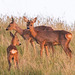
[{"x1": 0, "y1": 15, "x2": 75, "y2": 75}]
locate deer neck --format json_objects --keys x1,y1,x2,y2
[
  {"x1": 30, "y1": 27, "x2": 37, "y2": 38},
  {"x1": 15, "y1": 25, "x2": 23, "y2": 36},
  {"x1": 11, "y1": 40, "x2": 16, "y2": 46},
  {"x1": 10, "y1": 43, "x2": 16, "y2": 47}
]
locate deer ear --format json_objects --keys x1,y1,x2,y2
[
  {"x1": 11, "y1": 17, "x2": 14, "y2": 23},
  {"x1": 33, "y1": 17, "x2": 37, "y2": 23},
  {"x1": 10, "y1": 32, "x2": 14, "y2": 37},
  {"x1": 23, "y1": 16, "x2": 28, "y2": 22}
]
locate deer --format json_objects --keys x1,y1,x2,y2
[
  {"x1": 7, "y1": 32, "x2": 21, "y2": 71},
  {"x1": 24, "y1": 17, "x2": 72, "y2": 59},
  {"x1": 23, "y1": 17, "x2": 55, "y2": 54},
  {"x1": 6, "y1": 17, "x2": 54, "y2": 55}
]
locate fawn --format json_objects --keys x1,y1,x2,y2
[
  {"x1": 6, "y1": 17, "x2": 54, "y2": 55},
  {"x1": 7, "y1": 32, "x2": 21, "y2": 71},
  {"x1": 24, "y1": 17, "x2": 72, "y2": 59}
]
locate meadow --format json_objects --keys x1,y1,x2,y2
[{"x1": 0, "y1": 15, "x2": 75, "y2": 75}]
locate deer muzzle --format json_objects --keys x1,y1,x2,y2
[{"x1": 6, "y1": 28, "x2": 8, "y2": 30}]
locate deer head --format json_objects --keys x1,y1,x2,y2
[
  {"x1": 6, "y1": 17, "x2": 17, "y2": 30},
  {"x1": 23, "y1": 16, "x2": 37, "y2": 30},
  {"x1": 10, "y1": 32, "x2": 21, "y2": 46}
]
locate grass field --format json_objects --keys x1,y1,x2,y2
[{"x1": 0, "y1": 15, "x2": 75, "y2": 75}]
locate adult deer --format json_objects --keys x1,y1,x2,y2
[
  {"x1": 7, "y1": 32, "x2": 21, "y2": 71},
  {"x1": 24, "y1": 17, "x2": 72, "y2": 59},
  {"x1": 6, "y1": 18, "x2": 53, "y2": 55}
]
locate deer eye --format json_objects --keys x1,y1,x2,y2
[{"x1": 31, "y1": 25, "x2": 32, "y2": 26}]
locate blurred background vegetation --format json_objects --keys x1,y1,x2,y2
[{"x1": 0, "y1": 15, "x2": 75, "y2": 75}]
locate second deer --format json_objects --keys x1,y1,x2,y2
[
  {"x1": 24, "y1": 17, "x2": 72, "y2": 59},
  {"x1": 7, "y1": 32, "x2": 21, "y2": 71}
]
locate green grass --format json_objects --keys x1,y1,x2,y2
[{"x1": 0, "y1": 16, "x2": 75, "y2": 75}]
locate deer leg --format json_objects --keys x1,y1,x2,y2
[
  {"x1": 26, "y1": 39, "x2": 29, "y2": 52},
  {"x1": 50, "y1": 44, "x2": 54, "y2": 54},
  {"x1": 44, "y1": 45, "x2": 49, "y2": 56},
  {"x1": 49, "y1": 43, "x2": 54, "y2": 55},
  {"x1": 51, "y1": 45, "x2": 54, "y2": 54},
  {"x1": 15, "y1": 54, "x2": 19, "y2": 69},
  {"x1": 40, "y1": 45, "x2": 44, "y2": 57},
  {"x1": 14, "y1": 56, "x2": 17, "y2": 68},
  {"x1": 62, "y1": 46, "x2": 72, "y2": 59},
  {"x1": 51, "y1": 45, "x2": 55, "y2": 57},
  {"x1": 67, "y1": 47, "x2": 72, "y2": 59},
  {"x1": 8, "y1": 57, "x2": 12, "y2": 71},
  {"x1": 40, "y1": 41, "x2": 45, "y2": 56},
  {"x1": 65, "y1": 39, "x2": 72, "y2": 59},
  {"x1": 61, "y1": 40, "x2": 72, "y2": 59},
  {"x1": 65, "y1": 33, "x2": 72, "y2": 59},
  {"x1": 30, "y1": 39, "x2": 36, "y2": 55}
]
